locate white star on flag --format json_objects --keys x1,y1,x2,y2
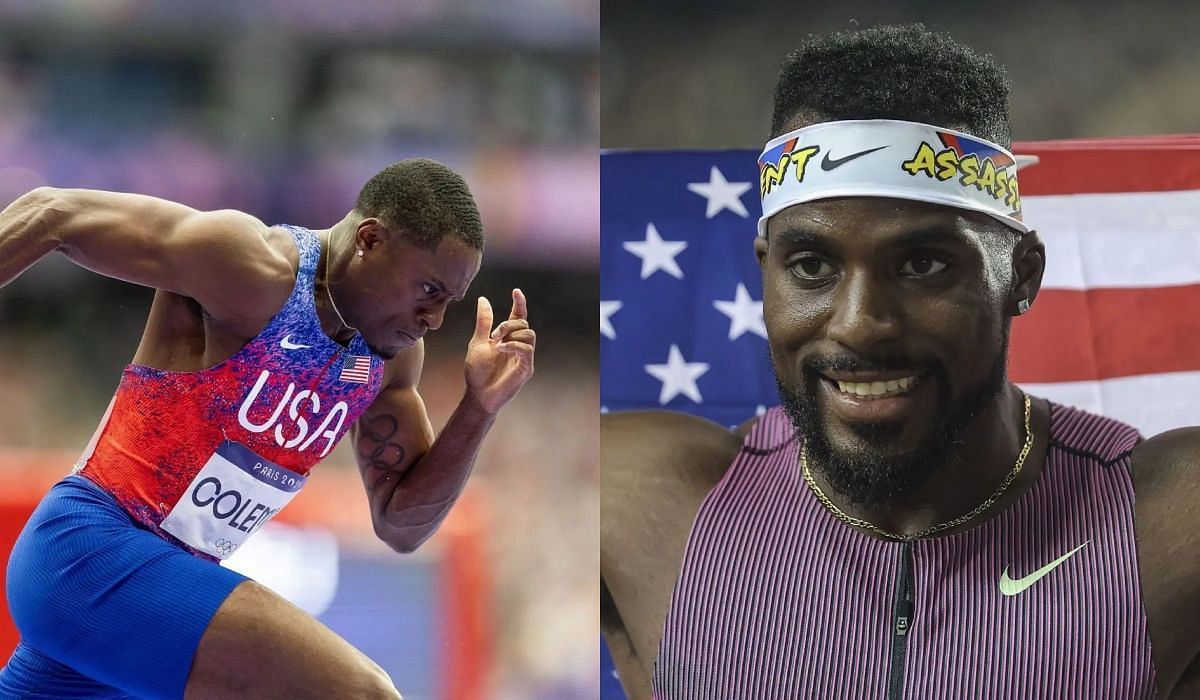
[
  {"x1": 644, "y1": 344, "x2": 710, "y2": 404},
  {"x1": 713, "y1": 283, "x2": 767, "y2": 340},
  {"x1": 623, "y1": 223, "x2": 687, "y2": 280},
  {"x1": 687, "y1": 166, "x2": 751, "y2": 219},
  {"x1": 601, "y1": 300, "x2": 622, "y2": 340}
]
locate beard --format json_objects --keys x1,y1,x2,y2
[{"x1": 775, "y1": 327, "x2": 1010, "y2": 508}]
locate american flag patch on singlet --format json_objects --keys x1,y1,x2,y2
[{"x1": 339, "y1": 355, "x2": 371, "y2": 384}]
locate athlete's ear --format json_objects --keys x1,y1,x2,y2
[
  {"x1": 1010, "y1": 229, "x2": 1045, "y2": 316},
  {"x1": 354, "y1": 217, "x2": 392, "y2": 252},
  {"x1": 754, "y1": 233, "x2": 769, "y2": 270}
]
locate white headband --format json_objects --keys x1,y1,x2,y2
[{"x1": 757, "y1": 119, "x2": 1028, "y2": 237}]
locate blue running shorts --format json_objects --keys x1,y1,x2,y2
[{"x1": 0, "y1": 475, "x2": 248, "y2": 699}]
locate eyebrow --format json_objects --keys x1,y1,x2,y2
[
  {"x1": 432, "y1": 277, "x2": 465, "y2": 302},
  {"x1": 888, "y1": 225, "x2": 970, "y2": 249},
  {"x1": 773, "y1": 227, "x2": 833, "y2": 250},
  {"x1": 773, "y1": 223, "x2": 969, "y2": 251}
]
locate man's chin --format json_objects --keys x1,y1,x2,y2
[
  {"x1": 364, "y1": 341, "x2": 400, "y2": 361},
  {"x1": 778, "y1": 378, "x2": 950, "y2": 506},
  {"x1": 808, "y1": 417, "x2": 941, "y2": 506},
  {"x1": 827, "y1": 418, "x2": 921, "y2": 459}
]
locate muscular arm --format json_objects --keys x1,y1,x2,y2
[
  {"x1": 602, "y1": 575, "x2": 650, "y2": 700},
  {"x1": 601, "y1": 411, "x2": 743, "y2": 695},
  {"x1": 351, "y1": 341, "x2": 497, "y2": 554},
  {"x1": 0, "y1": 187, "x2": 283, "y2": 320},
  {"x1": 352, "y1": 291, "x2": 533, "y2": 553},
  {"x1": 1131, "y1": 429, "x2": 1200, "y2": 698}
]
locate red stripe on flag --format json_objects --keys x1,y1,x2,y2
[
  {"x1": 1010, "y1": 285, "x2": 1200, "y2": 383},
  {"x1": 1014, "y1": 139, "x2": 1200, "y2": 195}
]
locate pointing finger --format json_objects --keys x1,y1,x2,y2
[
  {"x1": 474, "y1": 296, "x2": 494, "y2": 341},
  {"x1": 509, "y1": 288, "x2": 527, "y2": 322}
]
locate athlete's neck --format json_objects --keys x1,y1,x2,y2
[
  {"x1": 807, "y1": 382, "x2": 1049, "y2": 539},
  {"x1": 314, "y1": 217, "x2": 358, "y2": 344}
]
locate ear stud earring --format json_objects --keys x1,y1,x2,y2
[{"x1": 1017, "y1": 298, "x2": 1031, "y2": 315}]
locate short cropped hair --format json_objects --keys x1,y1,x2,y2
[
  {"x1": 769, "y1": 24, "x2": 1011, "y2": 148},
  {"x1": 355, "y1": 159, "x2": 484, "y2": 251}
]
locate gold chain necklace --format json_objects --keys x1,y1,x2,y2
[
  {"x1": 801, "y1": 393, "x2": 1033, "y2": 541},
  {"x1": 320, "y1": 231, "x2": 357, "y2": 333}
]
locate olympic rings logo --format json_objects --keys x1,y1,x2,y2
[{"x1": 214, "y1": 538, "x2": 238, "y2": 556}]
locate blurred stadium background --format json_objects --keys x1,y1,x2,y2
[
  {"x1": 602, "y1": 0, "x2": 1200, "y2": 148},
  {"x1": 602, "y1": 1, "x2": 1200, "y2": 697},
  {"x1": 0, "y1": 2, "x2": 597, "y2": 699}
]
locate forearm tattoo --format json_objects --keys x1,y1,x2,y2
[{"x1": 358, "y1": 415, "x2": 407, "y2": 492}]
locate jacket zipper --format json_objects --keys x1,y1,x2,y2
[{"x1": 887, "y1": 540, "x2": 914, "y2": 700}]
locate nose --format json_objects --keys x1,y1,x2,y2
[
  {"x1": 825, "y1": 269, "x2": 903, "y2": 352},
  {"x1": 418, "y1": 301, "x2": 447, "y2": 331}
]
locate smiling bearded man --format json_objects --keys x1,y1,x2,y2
[{"x1": 601, "y1": 24, "x2": 1200, "y2": 700}]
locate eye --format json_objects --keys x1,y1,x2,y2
[
  {"x1": 789, "y1": 255, "x2": 837, "y2": 280},
  {"x1": 421, "y1": 282, "x2": 437, "y2": 296},
  {"x1": 900, "y1": 254, "x2": 948, "y2": 277}
]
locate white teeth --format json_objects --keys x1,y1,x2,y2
[{"x1": 835, "y1": 376, "x2": 918, "y2": 399}]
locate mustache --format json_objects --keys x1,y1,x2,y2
[{"x1": 801, "y1": 352, "x2": 938, "y2": 376}]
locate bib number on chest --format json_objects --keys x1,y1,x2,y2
[{"x1": 160, "y1": 440, "x2": 308, "y2": 559}]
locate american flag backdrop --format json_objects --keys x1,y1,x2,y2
[{"x1": 599, "y1": 135, "x2": 1200, "y2": 697}]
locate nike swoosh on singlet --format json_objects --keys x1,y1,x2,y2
[
  {"x1": 280, "y1": 334, "x2": 311, "y2": 350},
  {"x1": 819, "y1": 145, "x2": 889, "y2": 171},
  {"x1": 999, "y1": 540, "x2": 1090, "y2": 596}
]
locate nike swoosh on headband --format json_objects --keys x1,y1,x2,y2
[{"x1": 820, "y1": 145, "x2": 890, "y2": 171}]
